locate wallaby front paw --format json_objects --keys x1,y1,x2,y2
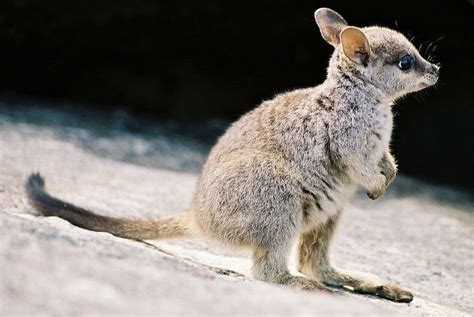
[
  {"x1": 381, "y1": 167, "x2": 396, "y2": 187},
  {"x1": 379, "y1": 153, "x2": 397, "y2": 187},
  {"x1": 367, "y1": 174, "x2": 388, "y2": 200},
  {"x1": 367, "y1": 190, "x2": 382, "y2": 200},
  {"x1": 367, "y1": 185, "x2": 386, "y2": 200}
]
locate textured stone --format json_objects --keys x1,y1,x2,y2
[{"x1": 0, "y1": 103, "x2": 472, "y2": 315}]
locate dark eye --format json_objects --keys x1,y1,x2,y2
[{"x1": 397, "y1": 54, "x2": 414, "y2": 71}]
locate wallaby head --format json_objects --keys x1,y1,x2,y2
[{"x1": 315, "y1": 8, "x2": 440, "y2": 101}]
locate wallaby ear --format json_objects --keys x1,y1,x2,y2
[
  {"x1": 314, "y1": 8, "x2": 348, "y2": 46},
  {"x1": 340, "y1": 27, "x2": 371, "y2": 65}
]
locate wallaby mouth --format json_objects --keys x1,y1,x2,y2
[{"x1": 420, "y1": 65, "x2": 439, "y2": 88}]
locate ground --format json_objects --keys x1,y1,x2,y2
[{"x1": 0, "y1": 100, "x2": 472, "y2": 316}]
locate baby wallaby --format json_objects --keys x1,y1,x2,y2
[{"x1": 26, "y1": 8, "x2": 439, "y2": 303}]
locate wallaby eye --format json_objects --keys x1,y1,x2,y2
[{"x1": 397, "y1": 54, "x2": 414, "y2": 71}]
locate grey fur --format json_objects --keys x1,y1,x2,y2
[{"x1": 27, "y1": 8, "x2": 439, "y2": 302}]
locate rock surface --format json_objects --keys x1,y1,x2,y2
[{"x1": 1, "y1": 102, "x2": 473, "y2": 316}]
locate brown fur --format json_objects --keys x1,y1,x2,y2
[
  {"x1": 26, "y1": 173, "x2": 191, "y2": 240},
  {"x1": 26, "y1": 8, "x2": 440, "y2": 303}
]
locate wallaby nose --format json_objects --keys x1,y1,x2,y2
[{"x1": 431, "y1": 64, "x2": 440, "y2": 76}]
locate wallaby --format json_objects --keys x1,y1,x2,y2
[{"x1": 26, "y1": 8, "x2": 440, "y2": 303}]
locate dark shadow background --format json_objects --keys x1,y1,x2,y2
[{"x1": 0, "y1": 0, "x2": 472, "y2": 190}]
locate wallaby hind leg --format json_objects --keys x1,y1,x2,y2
[
  {"x1": 297, "y1": 215, "x2": 413, "y2": 302},
  {"x1": 252, "y1": 244, "x2": 330, "y2": 292}
]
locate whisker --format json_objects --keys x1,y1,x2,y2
[
  {"x1": 425, "y1": 37, "x2": 443, "y2": 62},
  {"x1": 426, "y1": 41, "x2": 435, "y2": 55},
  {"x1": 418, "y1": 42, "x2": 425, "y2": 54},
  {"x1": 407, "y1": 31, "x2": 416, "y2": 43},
  {"x1": 394, "y1": 20, "x2": 400, "y2": 31},
  {"x1": 427, "y1": 52, "x2": 435, "y2": 63},
  {"x1": 432, "y1": 36, "x2": 445, "y2": 44}
]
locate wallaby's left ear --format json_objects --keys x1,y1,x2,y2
[
  {"x1": 314, "y1": 8, "x2": 348, "y2": 47},
  {"x1": 340, "y1": 27, "x2": 371, "y2": 65}
]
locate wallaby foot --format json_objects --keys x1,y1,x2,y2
[
  {"x1": 297, "y1": 219, "x2": 413, "y2": 302},
  {"x1": 320, "y1": 268, "x2": 413, "y2": 302},
  {"x1": 252, "y1": 245, "x2": 331, "y2": 293}
]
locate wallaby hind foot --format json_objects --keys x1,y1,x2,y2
[{"x1": 297, "y1": 215, "x2": 413, "y2": 302}]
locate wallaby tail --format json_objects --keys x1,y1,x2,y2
[{"x1": 25, "y1": 172, "x2": 192, "y2": 240}]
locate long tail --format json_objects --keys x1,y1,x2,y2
[{"x1": 25, "y1": 172, "x2": 192, "y2": 240}]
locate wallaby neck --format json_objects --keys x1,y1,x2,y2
[{"x1": 319, "y1": 65, "x2": 393, "y2": 110}]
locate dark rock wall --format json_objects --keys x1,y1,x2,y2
[{"x1": 0, "y1": 0, "x2": 472, "y2": 189}]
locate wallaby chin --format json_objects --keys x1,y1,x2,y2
[{"x1": 26, "y1": 173, "x2": 192, "y2": 240}]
